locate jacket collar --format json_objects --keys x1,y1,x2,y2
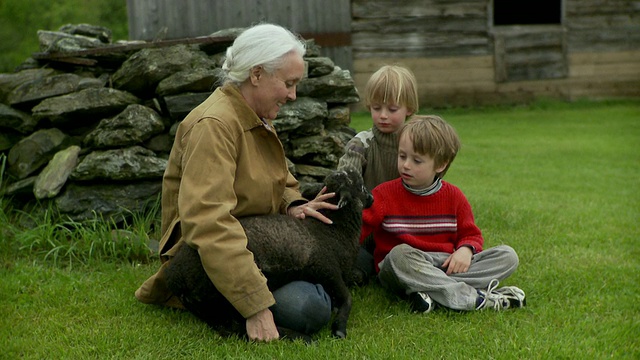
[{"x1": 220, "y1": 84, "x2": 268, "y2": 132}]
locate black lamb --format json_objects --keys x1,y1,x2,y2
[{"x1": 164, "y1": 167, "x2": 373, "y2": 341}]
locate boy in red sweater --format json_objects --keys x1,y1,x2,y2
[{"x1": 361, "y1": 115, "x2": 526, "y2": 312}]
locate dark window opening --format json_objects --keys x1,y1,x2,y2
[{"x1": 494, "y1": 0, "x2": 561, "y2": 26}]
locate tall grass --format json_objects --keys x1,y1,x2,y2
[
  {"x1": 0, "y1": 194, "x2": 161, "y2": 266},
  {"x1": 1, "y1": 99, "x2": 639, "y2": 359}
]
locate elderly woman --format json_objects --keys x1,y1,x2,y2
[{"x1": 135, "y1": 23, "x2": 337, "y2": 342}]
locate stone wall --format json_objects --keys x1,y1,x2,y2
[{"x1": 0, "y1": 24, "x2": 359, "y2": 222}]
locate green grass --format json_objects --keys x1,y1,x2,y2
[
  {"x1": 0, "y1": 0, "x2": 128, "y2": 73},
  {"x1": 1, "y1": 99, "x2": 639, "y2": 359}
]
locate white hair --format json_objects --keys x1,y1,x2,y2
[{"x1": 217, "y1": 23, "x2": 306, "y2": 86}]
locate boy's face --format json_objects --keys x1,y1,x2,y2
[
  {"x1": 397, "y1": 134, "x2": 447, "y2": 189},
  {"x1": 369, "y1": 103, "x2": 411, "y2": 134}
]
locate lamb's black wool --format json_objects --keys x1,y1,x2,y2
[{"x1": 164, "y1": 167, "x2": 373, "y2": 341}]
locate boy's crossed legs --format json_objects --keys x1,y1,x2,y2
[{"x1": 378, "y1": 244, "x2": 525, "y2": 312}]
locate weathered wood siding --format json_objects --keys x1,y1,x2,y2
[
  {"x1": 565, "y1": 0, "x2": 640, "y2": 52},
  {"x1": 126, "y1": 0, "x2": 352, "y2": 70},
  {"x1": 126, "y1": 0, "x2": 640, "y2": 108},
  {"x1": 491, "y1": 25, "x2": 568, "y2": 83},
  {"x1": 351, "y1": 0, "x2": 639, "y2": 109},
  {"x1": 351, "y1": 0, "x2": 491, "y2": 58}
]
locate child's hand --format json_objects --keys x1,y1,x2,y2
[{"x1": 442, "y1": 247, "x2": 473, "y2": 275}]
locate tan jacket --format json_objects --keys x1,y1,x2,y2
[{"x1": 136, "y1": 84, "x2": 306, "y2": 318}]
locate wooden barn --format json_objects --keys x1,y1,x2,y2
[{"x1": 127, "y1": 0, "x2": 640, "y2": 109}]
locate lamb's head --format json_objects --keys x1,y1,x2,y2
[{"x1": 323, "y1": 167, "x2": 373, "y2": 210}]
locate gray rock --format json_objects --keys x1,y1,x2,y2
[
  {"x1": 7, "y1": 128, "x2": 70, "y2": 179},
  {"x1": 38, "y1": 30, "x2": 106, "y2": 52},
  {"x1": 8, "y1": 73, "x2": 104, "y2": 108},
  {"x1": 83, "y1": 104, "x2": 165, "y2": 148},
  {"x1": 112, "y1": 44, "x2": 217, "y2": 98},
  {"x1": 3, "y1": 176, "x2": 36, "y2": 197},
  {"x1": 273, "y1": 97, "x2": 328, "y2": 136},
  {"x1": 156, "y1": 68, "x2": 218, "y2": 97},
  {"x1": 0, "y1": 104, "x2": 38, "y2": 133},
  {"x1": 144, "y1": 133, "x2": 173, "y2": 153},
  {"x1": 297, "y1": 67, "x2": 360, "y2": 103},
  {"x1": 304, "y1": 39, "x2": 322, "y2": 58},
  {"x1": 70, "y1": 146, "x2": 167, "y2": 181},
  {"x1": 0, "y1": 129, "x2": 22, "y2": 151},
  {"x1": 59, "y1": 23, "x2": 112, "y2": 43},
  {"x1": 163, "y1": 92, "x2": 211, "y2": 121},
  {"x1": 307, "y1": 57, "x2": 335, "y2": 77},
  {"x1": 326, "y1": 106, "x2": 352, "y2": 128},
  {"x1": 0, "y1": 68, "x2": 57, "y2": 105},
  {"x1": 33, "y1": 145, "x2": 81, "y2": 199},
  {"x1": 32, "y1": 87, "x2": 140, "y2": 127},
  {"x1": 290, "y1": 134, "x2": 345, "y2": 167},
  {"x1": 55, "y1": 181, "x2": 162, "y2": 222},
  {"x1": 295, "y1": 164, "x2": 334, "y2": 178}
]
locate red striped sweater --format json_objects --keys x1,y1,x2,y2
[{"x1": 361, "y1": 178, "x2": 484, "y2": 272}]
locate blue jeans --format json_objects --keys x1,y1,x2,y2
[{"x1": 270, "y1": 281, "x2": 332, "y2": 335}]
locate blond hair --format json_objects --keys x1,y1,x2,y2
[
  {"x1": 399, "y1": 115, "x2": 461, "y2": 178},
  {"x1": 364, "y1": 65, "x2": 419, "y2": 113}
]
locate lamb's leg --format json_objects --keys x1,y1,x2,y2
[
  {"x1": 330, "y1": 282, "x2": 352, "y2": 339},
  {"x1": 315, "y1": 267, "x2": 353, "y2": 339}
]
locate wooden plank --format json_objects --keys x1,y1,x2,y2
[
  {"x1": 570, "y1": 63, "x2": 640, "y2": 78},
  {"x1": 566, "y1": 0, "x2": 637, "y2": 15},
  {"x1": 352, "y1": 0, "x2": 487, "y2": 18},
  {"x1": 354, "y1": 48, "x2": 490, "y2": 59},
  {"x1": 353, "y1": 56, "x2": 493, "y2": 72},
  {"x1": 414, "y1": 68, "x2": 495, "y2": 83},
  {"x1": 494, "y1": 35, "x2": 507, "y2": 83},
  {"x1": 355, "y1": 67, "x2": 493, "y2": 86},
  {"x1": 352, "y1": 32, "x2": 490, "y2": 57},
  {"x1": 352, "y1": 17, "x2": 487, "y2": 33},
  {"x1": 353, "y1": 56, "x2": 496, "y2": 102},
  {"x1": 569, "y1": 51, "x2": 640, "y2": 65},
  {"x1": 564, "y1": 81, "x2": 640, "y2": 99},
  {"x1": 129, "y1": 0, "x2": 352, "y2": 40}
]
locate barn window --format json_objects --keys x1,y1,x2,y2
[{"x1": 493, "y1": 0, "x2": 562, "y2": 26}]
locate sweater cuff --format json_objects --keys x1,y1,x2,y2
[{"x1": 459, "y1": 245, "x2": 476, "y2": 254}]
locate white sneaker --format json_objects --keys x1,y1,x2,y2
[
  {"x1": 409, "y1": 291, "x2": 435, "y2": 313},
  {"x1": 476, "y1": 279, "x2": 526, "y2": 310}
]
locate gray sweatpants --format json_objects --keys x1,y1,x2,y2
[{"x1": 377, "y1": 244, "x2": 519, "y2": 310}]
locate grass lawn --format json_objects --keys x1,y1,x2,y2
[{"x1": 1, "y1": 99, "x2": 639, "y2": 359}]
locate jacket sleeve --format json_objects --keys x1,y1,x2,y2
[
  {"x1": 280, "y1": 170, "x2": 307, "y2": 214},
  {"x1": 179, "y1": 119, "x2": 275, "y2": 319}
]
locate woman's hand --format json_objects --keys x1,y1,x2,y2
[
  {"x1": 246, "y1": 308, "x2": 279, "y2": 342},
  {"x1": 287, "y1": 186, "x2": 338, "y2": 224}
]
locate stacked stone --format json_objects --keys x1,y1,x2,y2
[{"x1": 0, "y1": 24, "x2": 359, "y2": 222}]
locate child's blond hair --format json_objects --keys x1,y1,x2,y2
[
  {"x1": 399, "y1": 115, "x2": 461, "y2": 178},
  {"x1": 364, "y1": 65, "x2": 419, "y2": 114}
]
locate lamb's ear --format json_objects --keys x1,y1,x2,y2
[
  {"x1": 336, "y1": 186, "x2": 354, "y2": 209},
  {"x1": 337, "y1": 196, "x2": 348, "y2": 209}
]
